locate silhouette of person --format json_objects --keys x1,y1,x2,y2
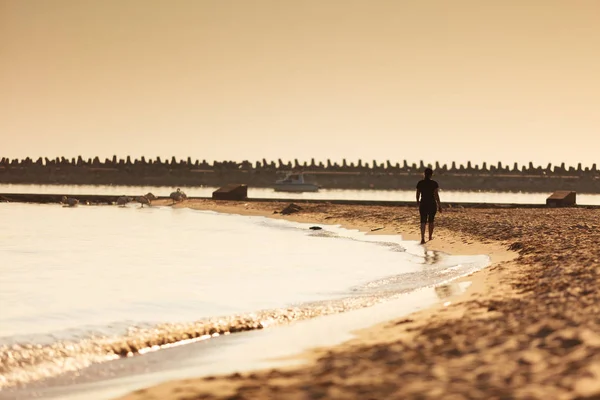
[{"x1": 416, "y1": 167, "x2": 442, "y2": 244}]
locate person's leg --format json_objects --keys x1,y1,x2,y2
[
  {"x1": 428, "y1": 210, "x2": 437, "y2": 240},
  {"x1": 419, "y1": 205, "x2": 427, "y2": 244}
]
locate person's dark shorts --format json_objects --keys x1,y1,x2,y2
[{"x1": 419, "y1": 203, "x2": 437, "y2": 224}]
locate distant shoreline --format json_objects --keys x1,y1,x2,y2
[{"x1": 2, "y1": 192, "x2": 600, "y2": 209}]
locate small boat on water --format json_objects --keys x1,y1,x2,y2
[{"x1": 274, "y1": 173, "x2": 320, "y2": 192}]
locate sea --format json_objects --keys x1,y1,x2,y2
[{"x1": 0, "y1": 183, "x2": 537, "y2": 399}]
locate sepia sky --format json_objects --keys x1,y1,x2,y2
[{"x1": 1, "y1": 0, "x2": 599, "y2": 167}]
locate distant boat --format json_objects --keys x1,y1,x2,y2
[{"x1": 274, "y1": 173, "x2": 319, "y2": 193}]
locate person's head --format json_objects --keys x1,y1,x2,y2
[{"x1": 424, "y1": 168, "x2": 433, "y2": 179}]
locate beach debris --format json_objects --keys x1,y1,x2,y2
[
  {"x1": 309, "y1": 226, "x2": 322, "y2": 230},
  {"x1": 370, "y1": 226, "x2": 385, "y2": 232},
  {"x1": 60, "y1": 196, "x2": 79, "y2": 207},
  {"x1": 508, "y1": 241, "x2": 524, "y2": 251},
  {"x1": 281, "y1": 203, "x2": 302, "y2": 215},
  {"x1": 546, "y1": 190, "x2": 577, "y2": 207},
  {"x1": 212, "y1": 184, "x2": 248, "y2": 200}
]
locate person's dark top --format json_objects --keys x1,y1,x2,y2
[{"x1": 417, "y1": 179, "x2": 439, "y2": 206}]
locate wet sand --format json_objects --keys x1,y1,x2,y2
[{"x1": 120, "y1": 200, "x2": 600, "y2": 399}]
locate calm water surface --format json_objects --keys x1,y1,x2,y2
[{"x1": 0, "y1": 202, "x2": 488, "y2": 393}]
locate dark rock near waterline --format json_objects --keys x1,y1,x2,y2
[
  {"x1": 212, "y1": 184, "x2": 248, "y2": 200},
  {"x1": 281, "y1": 203, "x2": 303, "y2": 215}
]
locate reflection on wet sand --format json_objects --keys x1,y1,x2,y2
[
  {"x1": 434, "y1": 282, "x2": 466, "y2": 300},
  {"x1": 424, "y1": 249, "x2": 442, "y2": 265}
]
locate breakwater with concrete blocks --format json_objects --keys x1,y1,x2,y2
[{"x1": 1, "y1": 156, "x2": 599, "y2": 193}]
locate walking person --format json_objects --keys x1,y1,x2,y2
[{"x1": 416, "y1": 167, "x2": 442, "y2": 244}]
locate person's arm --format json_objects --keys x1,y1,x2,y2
[
  {"x1": 434, "y1": 188, "x2": 442, "y2": 212},
  {"x1": 416, "y1": 188, "x2": 421, "y2": 206}
]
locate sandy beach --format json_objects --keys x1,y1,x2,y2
[{"x1": 117, "y1": 200, "x2": 600, "y2": 400}]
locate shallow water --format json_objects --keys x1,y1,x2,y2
[
  {"x1": 2, "y1": 183, "x2": 599, "y2": 205},
  {"x1": 7, "y1": 282, "x2": 471, "y2": 400},
  {"x1": 0, "y1": 202, "x2": 488, "y2": 393}
]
